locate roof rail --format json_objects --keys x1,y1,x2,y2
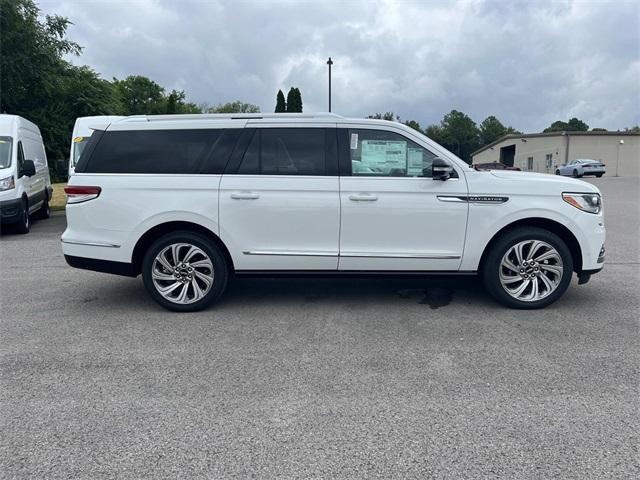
[{"x1": 119, "y1": 112, "x2": 344, "y2": 123}]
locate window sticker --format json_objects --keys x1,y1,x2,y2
[
  {"x1": 407, "y1": 148, "x2": 424, "y2": 176},
  {"x1": 73, "y1": 136, "x2": 84, "y2": 143},
  {"x1": 361, "y1": 140, "x2": 406, "y2": 173},
  {"x1": 350, "y1": 133, "x2": 358, "y2": 150}
]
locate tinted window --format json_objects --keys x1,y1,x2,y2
[
  {"x1": 83, "y1": 129, "x2": 240, "y2": 174},
  {"x1": 347, "y1": 129, "x2": 438, "y2": 177},
  {"x1": 237, "y1": 128, "x2": 326, "y2": 175}
]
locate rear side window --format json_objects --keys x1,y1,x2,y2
[
  {"x1": 237, "y1": 128, "x2": 326, "y2": 175},
  {"x1": 82, "y1": 129, "x2": 240, "y2": 174}
]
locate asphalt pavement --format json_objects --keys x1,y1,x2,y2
[{"x1": 1, "y1": 176, "x2": 638, "y2": 479}]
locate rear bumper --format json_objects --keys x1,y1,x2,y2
[
  {"x1": 0, "y1": 197, "x2": 23, "y2": 224},
  {"x1": 64, "y1": 255, "x2": 137, "y2": 277},
  {"x1": 582, "y1": 168, "x2": 606, "y2": 175}
]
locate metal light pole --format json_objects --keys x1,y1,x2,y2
[
  {"x1": 615, "y1": 139, "x2": 624, "y2": 177},
  {"x1": 326, "y1": 57, "x2": 333, "y2": 112}
]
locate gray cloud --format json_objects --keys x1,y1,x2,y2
[{"x1": 39, "y1": 0, "x2": 640, "y2": 131}]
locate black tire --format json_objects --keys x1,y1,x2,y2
[
  {"x1": 15, "y1": 198, "x2": 30, "y2": 234},
  {"x1": 482, "y1": 227, "x2": 573, "y2": 309},
  {"x1": 572, "y1": 169, "x2": 581, "y2": 178},
  {"x1": 142, "y1": 231, "x2": 229, "y2": 312},
  {"x1": 555, "y1": 169, "x2": 561, "y2": 175},
  {"x1": 595, "y1": 173, "x2": 603, "y2": 178},
  {"x1": 37, "y1": 192, "x2": 50, "y2": 219}
]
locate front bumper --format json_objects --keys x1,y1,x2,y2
[{"x1": 0, "y1": 197, "x2": 23, "y2": 224}]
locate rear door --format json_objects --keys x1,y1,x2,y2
[
  {"x1": 219, "y1": 126, "x2": 340, "y2": 270},
  {"x1": 337, "y1": 125, "x2": 469, "y2": 271}
]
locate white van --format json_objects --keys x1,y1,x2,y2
[
  {"x1": 62, "y1": 113, "x2": 605, "y2": 311},
  {"x1": 68, "y1": 116, "x2": 124, "y2": 176},
  {"x1": 0, "y1": 114, "x2": 52, "y2": 233}
]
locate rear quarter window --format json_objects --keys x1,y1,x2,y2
[{"x1": 81, "y1": 129, "x2": 241, "y2": 174}]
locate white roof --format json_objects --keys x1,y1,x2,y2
[{"x1": 0, "y1": 114, "x2": 39, "y2": 133}]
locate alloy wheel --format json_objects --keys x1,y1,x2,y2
[
  {"x1": 151, "y1": 242, "x2": 214, "y2": 304},
  {"x1": 499, "y1": 240, "x2": 563, "y2": 302}
]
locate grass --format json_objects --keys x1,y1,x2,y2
[{"x1": 50, "y1": 183, "x2": 67, "y2": 211}]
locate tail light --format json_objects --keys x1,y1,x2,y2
[{"x1": 64, "y1": 186, "x2": 101, "y2": 204}]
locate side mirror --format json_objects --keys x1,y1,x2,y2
[
  {"x1": 19, "y1": 159, "x2": 36, "y2": 178},
  {"x1": 56, "y1": 159, "x2": 69, "y2": 180},
  {"x1": 432, "y1": 157, "x2": 453, "y2": 181}
]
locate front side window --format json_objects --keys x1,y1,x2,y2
[
  {"x1": 0, "y1": 136, "x2": 12, "y2": 169},
  {"x1": 348, "y1": 129, "x2": 437, "y2": 177},
  {"x1": 237, "y1": 128, "x2": 326, "y2": 175}
]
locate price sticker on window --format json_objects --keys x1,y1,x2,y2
[{"x1": 350, "y1": 133, "x2": 358, "y2": 150}]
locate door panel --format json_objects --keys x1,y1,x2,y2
[
  {"x1": 337, "y1": 126, "x2": 469, "y2": 271},
  {"x1": 339, "y1": 177, "x2": 468, "y2": 270},
  {"x1": 219, "y1": 176, "x2": 339, "y2": 270},
  {"x1": 219, "y1": 127, "x2": 340, "y2": 270}
]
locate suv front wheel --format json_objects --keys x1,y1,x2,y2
[
  {"x1": 142, "y1": 231, "x2": 229, "y2": 312},
  {"x1": 482, "y1": 227, "x2": 573, "y2": 309}
]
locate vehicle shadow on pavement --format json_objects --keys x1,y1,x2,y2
[{"x1": 223, "y1": 276, "x2": 487, "y2": 309}]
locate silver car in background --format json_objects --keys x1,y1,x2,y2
[{"x1": 556, "y1": 159, "x2": 606, "y2": 178}]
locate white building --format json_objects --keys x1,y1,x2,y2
[{"x1": 471, "y1": 131, "x2": 639, "y2": 176}]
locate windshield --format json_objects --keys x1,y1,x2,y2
[
  {"x1": 0, "y1": 136, "x2": 13, "y2": 168},
  {"x1": 72, "y1": 136, "x2": 90, "y2": 166}
]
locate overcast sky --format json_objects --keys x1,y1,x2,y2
[{"x1": 39, "y1": 0, "x2": 639, "y2": 132}]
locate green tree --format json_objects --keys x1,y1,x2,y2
[
  {"x1": 294, "y1": 88, "x2": 303, "y2": 113},
  {"x1": 438, "y1": 110, "x2": 480, "y2": 163},
  {"x1": 591, "y1": 127, "x2": 608, "y2": 132},
  {"x1": 0, "y1": 0, "x2": 81, "y2": 114},
  {"x1": 368, "y1": 112, "x2": 396, "y2": 121},
  {"x1": 478, "y1": 115, "x2": 521, "y2": 146},
  {"x1": 40, "y1": 66, "x2": 122, "y2": 162},
  {"x1": 424, "y1": 124, "x2": 445, "y2": 145},
  {"x1": 543, "y1": 117, "x2": 589, "y2": 133},
  {"x1": 112, "y1": 75, "x2": 166, "y2": 115},
  {"x1": 275, "y1": 89, "x2": 286, "y2": 113},
  {"x1": 404, "y1": 120, "x2": 422, "y2": 132},
  {"x1": 285, "y1": 87, "x2": 303, "y2": 113},
  {"x1": 479, "y1": 116, "x2": 505, "y2": 145},
  {"x1": 203, "y1": 100, "x2": 260, "y2": 113},
  {"x1": 285, "y1": 88, "x2": 295, "y2": 112}
]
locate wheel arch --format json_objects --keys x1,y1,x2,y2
[
  {"x1": 479, "y1": 217, "x2": 582, "y2": 273},
  {"x1": 131, "y1": 221, "x2": 234, "y2": 276}
]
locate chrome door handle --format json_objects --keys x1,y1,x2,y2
[
  {"x1": 230, "y1": 192, "x2": 260, "y2": 200},
  {"x1": 349, "y1": 194, "x2": 378, "y2": 202}
]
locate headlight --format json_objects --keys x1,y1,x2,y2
[
  {"x1": 0, "y1": 175, "x2": 15, "y2": 191},
  {"x1": 562, "y1": 193, "x2": 602, "y2": 214}
]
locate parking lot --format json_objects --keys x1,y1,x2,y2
[{"x1": 1, "y1": 176, "x2": 638, "y2": 478}]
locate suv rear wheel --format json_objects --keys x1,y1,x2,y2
[
  {"x1": 482, "y1": 227, "x2": 573, "y2": 309},
  {"x1": 142, "y1": 231, "x2": 229, "y2": 312}
]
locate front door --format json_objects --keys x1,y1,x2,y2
[
  {"x1": 219, "y1": 127, "x2": 340, "y2": 271},
  {"x1": 338, "y1": 126, "x2": 469, "y2": 271},
  {"x1": 16, "y1": 141, "x2": 37, "y2": 203}
]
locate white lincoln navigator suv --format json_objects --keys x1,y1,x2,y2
[{"x1": 62, "y1": 113, "x2": 605, "y2": 311}]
